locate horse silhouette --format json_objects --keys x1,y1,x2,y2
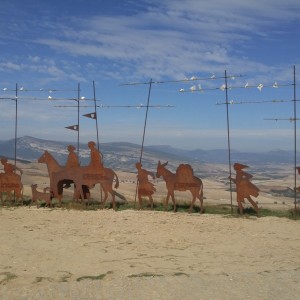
[{"x1": 156, "y1": 161, "x2": 204, "y2": 213}]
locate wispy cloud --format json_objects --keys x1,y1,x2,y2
[
  {"x1": 0, "y1": 0, "x2": 299, "y2": 83},
  {"x1": 27, "y1": 0, "x2": 299, "y2": 81}
]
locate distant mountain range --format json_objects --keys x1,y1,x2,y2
[{"x1": 0, "y1": 136, "x2": 297, "y2": 173}]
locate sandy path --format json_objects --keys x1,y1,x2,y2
[{"x1": 0, "y1": 207, "x2": 299, "y2": 299}]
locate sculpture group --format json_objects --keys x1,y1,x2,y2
[{"x1": 2, "y1": 141, "x2": 288, "y2": 215}]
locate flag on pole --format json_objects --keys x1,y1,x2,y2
[
  {"x1": 83, "y1": 112, "x2": 97, "y2": 119},
  {"x1": 65, "y1": 125, "x2": 79, "y2": 131}
]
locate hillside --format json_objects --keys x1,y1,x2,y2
[{"x1": 0, "y1": 136, "x2": 297, "y2": 173}]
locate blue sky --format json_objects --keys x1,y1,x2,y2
[{"x1": 0, "y1": 0, "x2": 300, "y2": 151}]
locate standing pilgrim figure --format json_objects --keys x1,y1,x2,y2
[
  {"x1": 229, "y1": 163, "x2": 259, "y2": 215},
  {"x1": 136, "y1": 162, "x2": 156, "y2": 209}
]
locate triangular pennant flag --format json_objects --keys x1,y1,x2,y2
[
  {"x1": 65, "y1": 125, "x2": 79, "y2": 131},
  {"x1": 83, "y1": 112, "x2": 97, "y2": 119}
]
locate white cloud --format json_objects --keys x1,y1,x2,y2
[
  {"x1": 1, "y1": 0, "x2": 299, "y2": 82},
  {"x1": 29, "y1": 0, "x2": 298, "y2": 81},
  {"x1": 0, "y1": 62, "x2": 22, "y2": 71}
]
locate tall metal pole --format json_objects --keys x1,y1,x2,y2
[
  {"x1": 14, "y1": 83, "x2": 18, "y2": 167},
  {"x1": 12, "y1": 83, "x2": 18, "y2": 203},
  {"x1": 139, "y1": 79, "x2": 153, "y2": 162},
  {"x1": 134, "y1": 79, "x2": 153, "y2": 208},
  {"x1": 293, "y1": 65, "x2": 297, "y2": 212},
  {"x1": 77, "y1": 83, "x2": 80, "y2": 157},
  {"x1": 92, "y1": 81, "x2": 103, "y2": 203},
  {"x1": 225, "y1": 71, "x2": 233, "y2": 213},
  {"x1": 93, "y1": 80, "x2": 100, "y2": 151}
]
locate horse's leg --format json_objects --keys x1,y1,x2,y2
[{"x1": 247, "y1": 196, "x2": 259, "y2": 215}]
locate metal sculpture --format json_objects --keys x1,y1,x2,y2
[
  {"x1": 136, "y1": 162, "x2": 156, "y2": 209},
  {"x1": 30, "y1": 184, "x2": 52, "y2": 208},
  {"x1": 156, "y1": 161, "x2": 204, "y2": 213},
  {"x1": 38, "y1": 142, "x2": 119, "y2": 209},
  {"x1": 0, "y1": 158, "x2": 23, "y2": 204},
  {"x1": 228, "y1": 163, "x2": 259, "y2": 215}
]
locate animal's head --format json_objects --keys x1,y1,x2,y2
[
  {"x1": 31, "y1": 184, "x2": 37, "y2": 189},
  {"x1": 156, "y1": 160, "x2": 168, "y2": 178},
  {"x1": 38, "y1": 151, "x2": 49, "y2": 163}
]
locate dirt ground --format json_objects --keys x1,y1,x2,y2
[
  {"x1": 1, "y1": 161, "x2": 299, "y2": 299},
  {"x1": 0, "y1": 207, "x2": 299, "y2": 300}
]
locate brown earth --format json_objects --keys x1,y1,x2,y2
[
  {"x1": 0, "y1": 208, "x2": 299, "y2": 300},
  {"x1": 0, "y1": 161, "x2": 299, "y2": 299}
]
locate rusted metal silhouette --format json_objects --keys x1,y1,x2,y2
[
  {"x1": 229, "y1": 163, "x2": 259, "y2": 215},
  {"x1": 156, "y1": 161, "x2": 204, "y2": 213},
  {"x1": 31, "y1": 184, "x2": 52, "y2": 208},
  {"x1": 136, "y1": 162, "x2": 156, "y2": 209},
  {"x1": 38, "y1": 142, "x2": 119, "y2": 209},
  {"x1": 0, "y1": 158, "x2": 23, "y2": 204}
]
